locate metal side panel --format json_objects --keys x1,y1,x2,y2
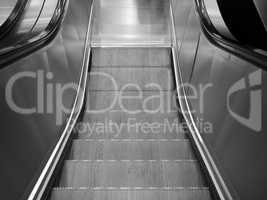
[
  {"x1": 189, "y1": 33, "x2": 267, "y2": 200},
  {"x1": 172, "y1": 0, "x2": 267, "y2": 199},
  {"x1": 0, "y1": 0, "x2": 92, "y2": 199}
]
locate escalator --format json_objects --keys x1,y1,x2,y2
[
  {"x1": 3, "y1": 0, "x2": 266, "y2": 199},
  {"x1": 49, "y1": 48, "x2": 212, "y2": 199},
  {"x1": 39, "y1": 0, "x2": 218, "y2": 199}
]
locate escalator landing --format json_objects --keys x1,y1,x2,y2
[{"x1": 92, "y1": 0, "x2": 171, "y2": 47}]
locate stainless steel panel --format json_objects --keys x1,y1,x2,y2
[
  {"x1": 172, "y1": 0, "x2": 194, "y2": 47},
  {"x1": 97, "y1": 0, "x2": 169, "y2": 8},
  {"x1": 50, "y1": 189, "x2": 212, "y2": 200},
  {"x1": 173, "y1": 0, "x2": 267, "y2": 199},
  {"x1": 189, "y1": 33, "x2": 267, "y2": 200},
  {"x1": 177, "y1": 7, "x2": 201, "y2": 83},
  {"x1": 0, "y1": 0, "x2": 92, "y2": 199}
]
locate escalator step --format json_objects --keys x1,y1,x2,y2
[
  {"x1": 92, "y1": 48, "x2": 171, "y2": 67},
  {"x1": 88, "y1": 67, "x2": 174, "y2": 91},
  {"x1": 76, "y1": 127, "x2": 187, "y2": 139},
  {"x1": 50, "y1": 189, "x2": 212, "y2": 200},
  {"x1": 58, "y1": 161, "x2": 206, "y2": 188},
  {"x1": 94, "y1": 0, "x2": 169, "y2": 8},
  {"x1": 77, "y1": 111, "x2": 185, "y2": 139},
  {"x1": 85, "y1": 91, "x2": 178, "y2": 112},
  {"x1": 82, "y1": 111, "x2": 180, "y2": 123},
  {"x1": 69, "y1": 140, "x2": 195, "y2": 160}
]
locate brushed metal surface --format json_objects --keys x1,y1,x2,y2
[
  {"x1": 91, "y1": 0, "x2": 171, "y2": 46},
  {"x1": 0, "y1": 0, "x2": 92, "y2": 199},
  {"x1": 190, "y1": 34, "x2": 267, "y2": 199},
  {"x1": 88, "y1": 67, "x2": 174, "y2": 91},
  {"x1": 69, "y1": 140, "x2": 195, "y2": 160},
  {"x1": 85, "y1": 91, "x2": 178, "y2": 112},
  {"x1": 173, "y1": 0, "x2": 267, "y2": 197},
  {"x1": 91, "y1": 48, "x2": 171, "y2": 67},
  {"x1": 50, "y1": 189, "x2": 212, "y2": 200},
  {"x1": 58, "y1": 160, "x2": 206, "y2": 188}
]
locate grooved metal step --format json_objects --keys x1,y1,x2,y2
[
  {"x1": 85, "y1": 91, "x2": 178, "y2": 112},
  {"x1": 94, "y1": 0, "x2": 169, "y2": 8},
  {"x1": 76, "y1": 128, "x2": 187, "y2": 140},
  {"x1": 69, "y1": 139, "x2": 195, "y2": 160},
  {"x1": 50, "y1": 189, "x2": 212, "y2": 200},
  {"x1": 58, "y1": 160, "x2": 206, "y2": 188},
  {"x1": 91, "y1": 48, "x2": 171, "y2": 67},
  {"x1": 77, "y1": 112, "x2": 185, "y2": 139},
  {"x1": 82, "y1": 111, "x2": 180, "y2": 122},
  {"x1": 88, "y1": 67, "x2": 174, "y2": 91}
]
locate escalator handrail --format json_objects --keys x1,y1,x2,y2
[
  {"x1": 26, "y1": 1, "x2": 95, "y2": 199},
  {"x1": 0, "y1": 0, "x2": 29, "y2": 40},
  {"x1": 170, "y1": 1, "x2": 233, "y2": 200},
  {"x1": 0, "y1": 0, "x2": 68, "y2": 68},
  {"x1": 195, "y1": 0, "x2": 267, "y2": 69}
]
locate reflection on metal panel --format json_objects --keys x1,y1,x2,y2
[
  {"x1": 190, "y1": 33, "x2": 267, "y2": 200},
  {"x1": 173, "y1": 0, "x2": 267, "y2": 199},
  {"x1": 172, "y1": 0, "x2": 194, "y2": 47},
  {"x1": 177, "y1": 7, "x2": 201, "y2": 83},
  {"x1": 92, "y1": 0, "x2": 171, "y2": 46},
  {"x1": 0, "y1": 0, "x2": 92, "y2": 199}
]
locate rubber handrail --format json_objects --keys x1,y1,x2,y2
[
  {"x1": 0, "y1": 0, "x2": 68, "y2": 68},
  {"x1": 0, "y1": 0, "x2": 29, "y2": 40},
  {"x1": 195, "y1": 0, "x2": 267, "y2": 69}
]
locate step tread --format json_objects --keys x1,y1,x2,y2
[
  {"x1": 69, "y1": 140, "x2": 195, "y2": 160},
  {"x1": 94, "y1": 0, "x2": 169, "y2": 8},
  {"x1": 50, "y1": 189, "x2": 211, "y2": 200},
  {"x1": 82, "y1": 111, "x2": 180, "y2": 122},
  {"x1": 88, "y1": 67, "x2": 174, "y2": 91},
  {"x1": 58, "y1": 161, "x2": 207, "y2": 188},
  {"x1": 77, "y1": 129, "x2": 187, "y2": 139},
  {"x1": 76, "y1": 111, "x2": 186, "y2": 139},
  {"x1": 92, "y1": 48, "x2": 171, "y2": 67},
  {"x1": 85, "y1": 91, "x2": 178, "y2": 112}
]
